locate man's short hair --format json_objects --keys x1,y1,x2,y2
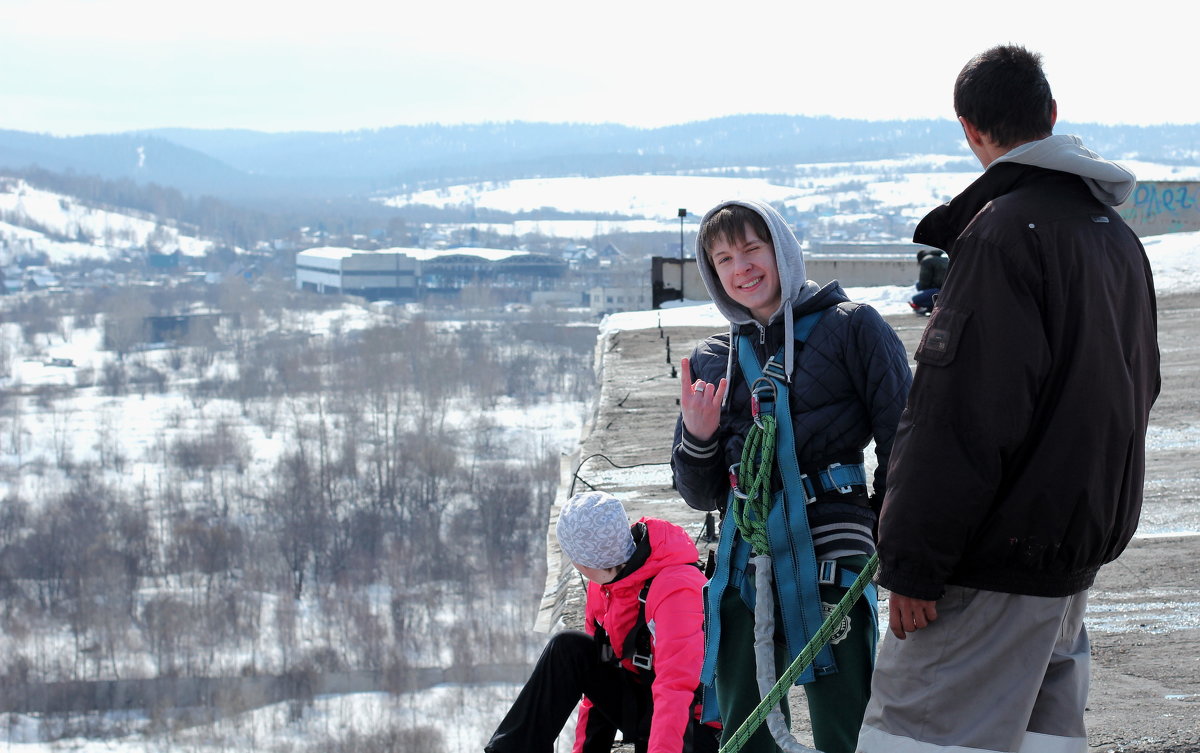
[
  {"x1": 698, "y1": 204, "x2": 772, "y2": 258},
  {"x1": 954, "y1": 45, "x2": 1054, "y2": 148}
]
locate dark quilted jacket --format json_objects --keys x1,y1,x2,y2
[{"x1": 672, "y1": 282, "x2": 912, "y2": 557}]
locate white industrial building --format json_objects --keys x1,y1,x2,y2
[
  {"x1": 295, "y1": 245, "x2": 568, "y2": 303},
  {"x1": 586, "y1": 284, "x2": 651, "y2": 316},
  {"x1": 295, "y1": 247, "x2": 420, "y2": 300}
]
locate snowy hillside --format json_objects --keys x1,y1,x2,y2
[
  {"x1": 7, "y1": 151, "x2": 1200, "y2": 270},
  {"x1": 378, "y1": 155, "x2": 980, "y2": 239},
  {"x1": 378, "y1": 154, "x2": 1200, "y2": 242},
  {"x1": 0, "y1": 177, "x2": 217, "y2": 265}
]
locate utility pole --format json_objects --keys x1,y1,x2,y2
[{"x1": 678, "y1": 208, "x2": 687, "y2": 302}]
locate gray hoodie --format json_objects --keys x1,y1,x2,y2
[
  {"x1": 991, "y1": 133, "x2": 1136, "y2": 205},
  {"x1": 694, "y1": 198, "x2": 820, "y2": 382}
]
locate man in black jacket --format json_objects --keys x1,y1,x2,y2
[{"x1": 856, "y1": 45, "x2": 1161, "y2": 753}]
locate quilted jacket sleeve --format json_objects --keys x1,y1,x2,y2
[
  {"x1": 844, "y1": 303, "x2": 913, "y2": 504},
  {"x1": 671, "y1": 337, "x2": 734, "y2": 512}
]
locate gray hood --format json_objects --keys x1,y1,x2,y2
[
  {"x1": 695, "y1": 198, "x2": 819, "y2": 328},
  {"x1": 694, "y1": 198, "x2": 820, "y2": 385},
  {"x1": 990, "y1": 134, "x2": 1137, "y2": 206}
]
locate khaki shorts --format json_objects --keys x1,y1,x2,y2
[{"x1": 857, "y1": 586, "x2": 1089, "y2": 753}]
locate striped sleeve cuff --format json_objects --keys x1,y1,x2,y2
[{"x1": 679, "y1": 431, "x2": 719, "y2": 460}]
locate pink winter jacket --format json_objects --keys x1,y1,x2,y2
[{"x1": 573, "y1": 517, "x2": 707, "y2": 753}]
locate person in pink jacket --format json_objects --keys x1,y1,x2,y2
[{"x1": 485, "y1": 491, "x2": 718, "y2": 753}]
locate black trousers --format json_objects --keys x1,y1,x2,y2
[{"x1": 485, "y1": 630, "x2": 718, "y2": 753}]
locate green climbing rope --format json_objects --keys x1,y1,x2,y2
[
  {"x1": 717, "y1": 551, "x2": 879, "y2": 753},
  {"x1": 732, "y1": 413, "x2": 776, "y2": 555}
]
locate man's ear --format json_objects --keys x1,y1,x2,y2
[
  {"x1": 1049, "y1": 98, "x2": 1058, "y2": 130},
  {"x1": 959, "y1": 116, "x2": 999, "y2": 167},
  {"x1": 959, "y1": 116, "x2": 986, "y2": 149}
]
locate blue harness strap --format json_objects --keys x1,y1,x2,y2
[
  {"x1": 741, "y1": 326, "x2": 835, "y2": 683},
  {"x1": 832, "y1": 562, "x2": 879, "y2": 657},
  {"x1": 701, "y1": 308, "x2": 843, "y2": 715}
]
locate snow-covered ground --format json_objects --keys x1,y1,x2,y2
[
  {"x1": 380, "y1": 155, "x2": 982, "y2": 238},
  {"x1": 0, "y1": 293, "x2": 591, "y2": 752},
  {"x1": 379, "y1": 155, "x2": 1200, "y2": 241},
  {"x1": 0, "y1": 178, "x2": 216, "y2": 265}
]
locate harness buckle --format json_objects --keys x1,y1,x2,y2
[
  {"x1": 762, "y1": 358, "x2": 787, "y2": 381},
  {"x1": 818, "y1": 559, "x2": 838, "y2": 585},
  {"x1": 748, "y1": 377, "x2": 775, "y2": 430},
  {"x1": 631, "y1": 652, "x2": 654, "y2": 671},
  {"x1": 797, "y1": 473, "x2": 817, "y2": 505},
  {"x1": 825, "y1": 462, "x2": 854, "y2": 494}
]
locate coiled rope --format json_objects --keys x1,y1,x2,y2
[{"x1": 730, "y1": 409, "x2": 775, "y2": 555}]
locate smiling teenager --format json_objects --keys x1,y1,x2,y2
[{"x1": 671, "y1": 199, "x2": 911, "y2": 753}]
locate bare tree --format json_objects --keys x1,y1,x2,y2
[{"x1": 100, "y1": 287, "x2": 154, "y2": 360}]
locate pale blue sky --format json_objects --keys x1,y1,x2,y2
[{"x1": 4, "y1": 0, "x2": 1196, "y2": 136}]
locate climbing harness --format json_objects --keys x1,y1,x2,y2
[
  {"x1": 595, "y1": 577, "x2": 657, "y2": 672},
  {"x1": 598, "y1": 560, "x2": 703, "y2": 673},
  {"x1": 699, "y1": 308, "x2": 878, "y2": 752}
]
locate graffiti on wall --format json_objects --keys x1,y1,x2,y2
[{"x1": 1118, "y1": 182, "x2": 1200, "y2": 237}]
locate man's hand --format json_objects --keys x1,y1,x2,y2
[
  {"x1": 888, "y1": 593, "x2": 939, "y2": 639},
  {"x1": 680, "y1": 356, "x2": 727, "y2": 442}
]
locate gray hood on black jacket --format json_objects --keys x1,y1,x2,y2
[{"x1": 990, "y1": 134, "x2": 1136, "y2": 205}]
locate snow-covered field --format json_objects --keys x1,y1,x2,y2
[
  {"x1": 7, "y1": 153, "x2": 1200, "y2": 264},
  {"x1": 0, "y1": 178, "x2": 216, "y2": 265},
  {"x1": 380, "y1": 155, "x2": 982, "y2": 238},
  {"x1": 379, "y1": 155, "x2": 1200, "y2": 241}
]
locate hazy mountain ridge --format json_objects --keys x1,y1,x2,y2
[
  {"x1": 3, "y1": 116, "x2": 1197, "y2": 204},
  {"x1": 3, "y1": 117, "x2": 1198, "y2": 264},
  {"x1": 0, "y1": 129, "x2": 267, "y2": 197}
]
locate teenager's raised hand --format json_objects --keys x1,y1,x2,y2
[{"x1": 680, "y1": 356, "x2": 727, "y2": 443}]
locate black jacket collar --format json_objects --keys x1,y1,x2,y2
[{"x1": 914, "y1": 162, "x2": 1047, "y2": 253}]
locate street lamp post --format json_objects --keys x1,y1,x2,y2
[{"x1": 678, "y1": 208, "x2": 687, "y2": 301}]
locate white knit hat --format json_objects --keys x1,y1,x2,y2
[{"x1": 556, "y1": 491, "x2": 636, "y2": 569}]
